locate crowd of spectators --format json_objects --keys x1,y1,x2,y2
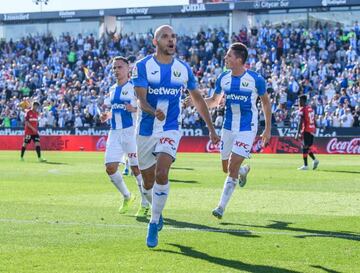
[{"x1": 0, "y1": 21, "x2": 360, "y2": 130}]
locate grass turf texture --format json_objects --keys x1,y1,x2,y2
[{"x1": 0, "y1": 151, "x2": 359, "y2": 273}]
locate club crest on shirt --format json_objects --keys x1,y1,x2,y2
[
  {"x1": 121, "y1": 90, "x2": 128, "y2": 96},
  {"x1": 241, "y1": 81, "x2": 249, "y2": 87},
  {"x1": 173, "y1": 71, "x2": 181, "y2": 77}
]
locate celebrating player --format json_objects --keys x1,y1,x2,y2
[
  {"x1": 102, "y1": 56, "x2": 150, "y2": 216},
  {"x1": 20, "y1": 101, "x2": 46, "y2": 162},
  {"x1": 295, "y1": 95, "x2": 319, "y2": 170},
  {"x1": 187, "y1": 42, "x2": 272, "y2": 219},
  {"x1": 132, "y1": 25, "x2": 220, "y2": 248}
]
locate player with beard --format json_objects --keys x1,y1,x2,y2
[{"x1": 132, "y1": 25, "x2": 220, "y2": 248}]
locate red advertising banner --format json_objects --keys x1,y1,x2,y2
[
  {"x1": 178, "y1": 136, "x2": 360, "y2": 154},
  {"x1": 0, "y1": 136, "x2": 107, "y2": 151},
  {"x1": 0, "y1": 136, "x2": 359, "y2": 154}
]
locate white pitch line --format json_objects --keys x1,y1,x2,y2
[{"x1": 0, "y1": 218, "x2": 358, "y2": 240}]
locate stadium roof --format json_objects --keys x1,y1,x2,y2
[
  {"x1": 0, "y1": 0, "x2": 187, "y2": 14},
  {"x1": 1, "y1": 0, "x2": 360, "y2": 22}
]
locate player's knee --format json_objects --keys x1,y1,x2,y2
[
  {"x1": 303, "y1": 147, "x2": 309, "y2": 154},
  {"x1": 142, "y1": 179, "x2": 154, "y2": 190},
  {"x1": 155, "y1": 167, "x2": 169, "y2": 183},
  {"x1": 106, "y1": 164, "x2": 118, "y2": 175},
  {"x1": 228, "y1": 165, "x2": 239, "y2": 177}
]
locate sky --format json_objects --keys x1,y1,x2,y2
[{"x1": 0, "y1": 0, "x2": 189, "y2": 14}]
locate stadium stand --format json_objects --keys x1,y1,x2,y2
[{"x1": 0, "y1": 22, "x2": 359, "y2": 129}]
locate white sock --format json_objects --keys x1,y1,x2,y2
[
  {"x1": 239, "y1": 166, "x2": 246, "y2": 176},
  {"x1": 125, "y1": 159, "x2": 130, "y2": 170},
  {"x1": 109, "y1": 171, "x2": 130, "y2": 199},
  {"x1": 142, "y1": 183, "x2": 153, "y2": 205},
  {"x1": 218, "y1": 176, "x2": 238, "y2": 210},
  {"x1": 150, "y1": 182, "x2": 169, "y2": 224},
  {"x1": 135, "y1": 174, "x2": 149, "y2": 207}
]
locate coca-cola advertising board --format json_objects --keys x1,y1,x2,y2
[{"x1": 325, "y1": 137, "x2": 360, "y2": 154}]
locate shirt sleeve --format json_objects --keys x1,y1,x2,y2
[
  {"x1": 256, "y1": 75, "x2": 266, "y2": 96},
  {"x1": 131, "y1": 61, "x2": 148, "y2": 89},
  {"x1": 130, "y1": 91, "x2": 137, "y2": 108},
  {"x1": 186, "y1": 64, "x2": 197, "y2": 91},
  {"x1": 214, "y1": 73, "x2": 223, "y2": 94}
]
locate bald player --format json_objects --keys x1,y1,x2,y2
[{"x1": 132, "y1": 25, "x2": 220, "y2": 248}]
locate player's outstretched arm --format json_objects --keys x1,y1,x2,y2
[
  {"x1": 204, "y1": 93, "x2": 223, "y2": 109},
  {"x1": 134, "y1": 87, "x2": 156, "y2": 116},
  {"x1": 184, "y1": 92, "x2": 222, "y2": 109},
  {"x1": 260, "y1": 93, "x2": 272, "y2": 147},
  {"x1": 189, "y1": 89, "x2": 220, "y2": 144}
]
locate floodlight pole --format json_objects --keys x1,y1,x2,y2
[
  {"x1": 33, "y1": 0, "x2": 49, "y2": 34},
  {"x1": 33, "y1": 0, "x2": 49, "y2": 14}
]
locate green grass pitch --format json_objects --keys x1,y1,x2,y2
[{"x1": 0, "y1": 151, "x2": 359, "y2": 273}]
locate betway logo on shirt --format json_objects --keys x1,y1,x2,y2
[
  {"x1": 112, "y1": 103, "x2": 127, "y2": 110},
  {"x1": 148, "y1": 86, "x2": 182, "y2": 96},
  {"x1": 226, "y1": 94, "x2": 249, "y2": 102}
]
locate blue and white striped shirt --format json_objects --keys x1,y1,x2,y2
[
  {"x1": 105, "y1": 81, "x2": 137, "y2": 130},
  {"x1": 215, "y1": 70, "x2": 266, "y2": 132},
  {"x1": 132, "y1": 55, "x2": 197, "y2": 136}
]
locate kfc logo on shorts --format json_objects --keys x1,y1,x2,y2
[
  {"x1": 128, "y1": 153, "x2": 137, "y2": 158},
  {"x1": 235, "y1": 141, "x2": 250, "y2": 150},
  {"x1": 160, "y1": 137, "x2": 175, "y2": 146}
]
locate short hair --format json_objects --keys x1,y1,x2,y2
[
  {"x1": 127, "y1": 55, "x2": 137, "y2": 64},
  {"x1": 154, "y1": 25, "x2": 174, "y2": 41},
  {"x1": 299, "y1": 95, "x2": 307, "y2": 103},
  {"x1": 230, "y1": 42, "x2": 248, "y2": 64},
  {"x1": 33, "y1": 101, "x2": 40, "y2": 107},
  {"x1": 112, "y1": 56, "x2": 129, "y2": 65}
]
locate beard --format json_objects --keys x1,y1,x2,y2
[{"x1": 158, "y1": 44, "x2": 176, "y2": 55}]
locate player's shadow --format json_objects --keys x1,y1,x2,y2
[
  {"x1": 171, "y1": 167, "x2": 195, "y2": 171},
  {"x1": 220, "y1": 220, "x2": 360, "y2": 242},
  {"x1": 310, "y1": 265, "x2": 342, "y2": 273},
  {"x1": 155, "y1": 243, "x2": 301, "y2": 273},
  {"x1": 171, "y1": 179, "x2": 199, "y2": 184},
  {"x1": 318, "y1": 170, "x2": 360, "y2": 174},
  {"x1": 44, "y1": 161, "x2": 68, "y2": 165},
  {"x1": 135, "y1": 217, "x2": 259, "y2": 238}
]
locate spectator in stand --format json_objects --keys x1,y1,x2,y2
[
  {"x1": 341, "y1": 108, "x2": 354, "y2": 127},
  {"x1": 0, "y1": 23, "x2": 359, "y2": 130}
]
